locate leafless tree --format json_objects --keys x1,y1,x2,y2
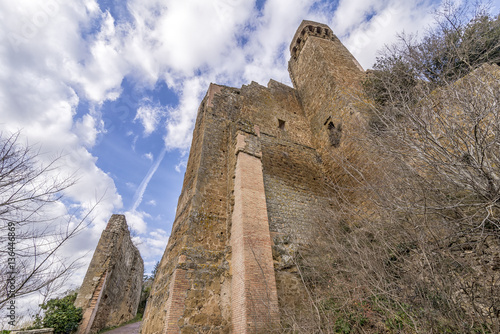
[{"x1": 0, "y1": 131, "x2": 99, "y2": 312}]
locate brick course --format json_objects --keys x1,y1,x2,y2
[{"x1": 231, "y1": 136, "x2": 279, "y2": 333}]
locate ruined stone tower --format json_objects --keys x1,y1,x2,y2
[
  {"x1": 141, "y1": 20, "x2": 365, "y2": 333},
  {"x1": 75, "y1": 215, "x2": 143, "y2": 334}
]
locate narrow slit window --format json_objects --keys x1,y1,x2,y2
[{"x1": 278, "y1": 119, "x2": 286, "y2": 130}]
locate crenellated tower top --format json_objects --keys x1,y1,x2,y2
[{"x1": 290, "y1": 20, "x2": 335, "y2": 60}]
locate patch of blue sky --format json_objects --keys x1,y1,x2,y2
[
  {"x1": 310, "y1": 0, "x2": 340, "y2": 14},
  {"x1": 78, "y1": 6, "x2": 111, "y2": 43},
  {"x1": 99, "y1": 100, "x2": 140, "y2": 137},
  {"x1": 91, "y1": 81, "x2": 158, "y2": 205},
  {"x1": 134, "y1": 150, "x2": 183, "y2": 220},
  {"x1": 95, "y1": 0, "x2": 134, "y2": 25},
  {"x1": 255, "y1": 0, "x2": 266, "y2": 13},
  {"x1": 90, "y1": 71, "x2": 183, "y2": 231},
  {"x1": 91, "y1": 127, "x2": 143, "y2": 209},
  {"x1": 364, "y1": 10, "x2": 376, "y2": 22},
  {"x1": 193, "y1": 67, "x2": 207, "y2": 78},
  {"x1": 275, "y1": 45, "x2": 289, "y2": 67},
  {"x1": 155, "y1": 80, "x2": 179, "y2": 107},
  {"x1": 75, "y1": 97, "x2": 91, "y2": 121},
  {"x1": 236, "y1": 34, "x2": 250, "y2": 48}
]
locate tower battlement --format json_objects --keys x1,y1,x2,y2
[{"x1": 290, "y1": 20, "x2": 335, "y2": 59}]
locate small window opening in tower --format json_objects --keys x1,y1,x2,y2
[
  {"x1": 278, "y1": 119, "x2": 286, "y2": 130},
  {"x1": 316, "y1": 27, "x2": 322, "y2": 34},
  {"x1": 328, "y1": 121, "x2": 342, "y2": 147}
]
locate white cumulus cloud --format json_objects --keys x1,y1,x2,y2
[{"x1": 135, "y1": 101, "x2": 166, "y2": 136}]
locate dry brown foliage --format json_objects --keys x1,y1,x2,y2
[{"x1": 279, "y1": 3, "x2": 500, "y2": 333}]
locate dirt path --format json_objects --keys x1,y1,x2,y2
[{"x1": 103, "y1": 321, "x2": 142, "y2": 334}]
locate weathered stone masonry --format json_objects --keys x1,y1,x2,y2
[
  {"x1": 141, "y1": 20, "x2": 365, "y2": 333},
  {"x1": 75, "y1": 215, "x2": 143, "y2": 334}
]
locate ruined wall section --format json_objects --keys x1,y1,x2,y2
[
  {"x1": 75, "y1": 215, "x2": 143, "y2": 334},
  {"x1": 141, "y1": 84, "x2": 241, "y2": 334}
]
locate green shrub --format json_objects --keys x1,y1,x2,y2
[{"x1": 31, "y1": 293, "x2": 82, "y2": 334}]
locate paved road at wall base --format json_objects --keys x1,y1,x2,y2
[{"x1": 103, "y1": 321, "x2": 141, "y2": 334}]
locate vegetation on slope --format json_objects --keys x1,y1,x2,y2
[{"x1": 282, "y1": 2, "x2": 500, "y2": 333}]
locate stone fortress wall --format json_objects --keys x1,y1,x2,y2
[{"x1": 141, "y1": 20, "x2": 366, "y2": 334}]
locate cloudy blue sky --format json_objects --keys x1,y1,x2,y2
[{"x1": 2, "y1": 0, "x2": 484, "y2": 311}]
